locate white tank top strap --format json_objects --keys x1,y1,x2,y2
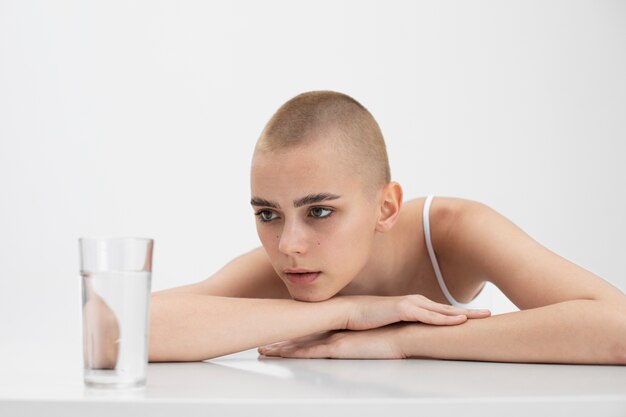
[{"x1": 423, "y1": 195, "x2": 484, "y2": 308}]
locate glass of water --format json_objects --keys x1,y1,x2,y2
[{"x1": 78, "y1": 237, "x2": 153, "y2": 388}]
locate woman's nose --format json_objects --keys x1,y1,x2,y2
[{"x1": 277, "y1": 221, "x2": 308, "y2": 255}]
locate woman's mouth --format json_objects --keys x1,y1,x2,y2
[{"x1": 284, "y1": 271, "x2": 320, "y2": 285}]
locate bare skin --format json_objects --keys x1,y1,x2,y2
[
  {"x1": 150, "y1": 136, "x2": 626, "y2": 364},
  {"x1": 258, "y1": 196, "x2": 626, "y2": 363},
  {"x1": 82, "y1": 277, "x2": 120, "y2": 369}
]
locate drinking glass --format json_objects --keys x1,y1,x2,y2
[{"x1": 78, "y1": 237, "x2": 153, "y2": 388}]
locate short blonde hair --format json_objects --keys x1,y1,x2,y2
[{"x1": 255, "y1": 90, "x2": 391, "y2": 195}]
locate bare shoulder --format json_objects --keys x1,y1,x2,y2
[
  {"x1": 154, "y1": 247, "x2": 292, "y2": 300},
  {"x1": 410, "y1": 195, "x2": 504, "y2": 245},
  {"x1": 402, "y1": 196, "x2": 489, "y2": 302},
  {"x1": 419, "y1": 195, "x2": 480, "y2": 224},
  {"x1": 424, "y1": 195, "x2": 626, "y2": 310},
  {"x1": 401, "y1": 195, "x2": 479, "y2": 243},
  {"x1": 403, "y1": 195, "x2": 475, "y2": 218}
]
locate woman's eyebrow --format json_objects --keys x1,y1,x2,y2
[
  {"x1": 250, "y1": 197, "x2": 279, "y2": 208},
  {"x1": 293, "y1": 193, "x2": 341, "y2": 208},
  {"x1": 250, "y1": 193, "x2": 341, "y2": 209}
]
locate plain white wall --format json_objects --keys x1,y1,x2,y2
[{"x1": 1, "y1": 0, "x2": 625, "y2": 349}]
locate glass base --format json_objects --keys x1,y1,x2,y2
[
  {"x1": 84, "y1": 370, "x2": 146, "y2": 389},
  {"x1": 85, "y1": 378, "x2": 146, "y2": 389}
]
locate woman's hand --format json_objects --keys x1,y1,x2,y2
[
  {"x1": 257, "y1": 294, "x2": 491, "y2": 359},
  {"x1": 341, "y1": 293, "x2": 490, "y2": 331},
  {"x1": 258, "y1": 322, "x2": 413, "y2": 359}
]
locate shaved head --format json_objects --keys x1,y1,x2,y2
[{"x1": 253, "y1": 91, "x2": 391, "y2": 197}]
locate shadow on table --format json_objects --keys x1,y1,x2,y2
[{"x1": 141, "y1": 351, "x2": 626, "y2": 400}]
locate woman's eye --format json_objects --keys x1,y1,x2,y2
[
  {"x1": 256, "y1": 210, "x2": 278, "y2": 222},
  {"x1": 309, "y1": 207, "x2": 333, "y2": 219}
]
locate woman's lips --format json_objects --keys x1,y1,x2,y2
[{"x1": 285, "y1": 272, "x2": 320, "y2": 284}]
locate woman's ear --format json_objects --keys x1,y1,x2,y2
[{"x1": 375, "y1": 182, "x2": 403, "y2": 233}]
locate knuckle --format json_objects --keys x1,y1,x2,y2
[
  {"x1": 397, "y1": 299, "x2": 417, "y2": 319},
  {"x1": 407, "y1": 294, "x2": 426, "y2": 303},
  {"x1": 398, "y1": 297, "x2": 414, "y2": 310}
]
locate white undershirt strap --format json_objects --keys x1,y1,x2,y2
[{"x1": 423, "y1": 195, "x2": 477, "y2": 308}]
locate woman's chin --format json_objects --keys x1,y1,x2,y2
[{"x1": 290, "y1": 290, "x2": 336, "y2": 303}]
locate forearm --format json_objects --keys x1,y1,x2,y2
[
  {"x1": 149, "y1": 292, "x2": 348, "y2": 362},
  {"x1": 399, "y1": 299, "x2": 626, "y2": 364}
]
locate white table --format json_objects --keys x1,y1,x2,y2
[{"x1": 2, "y1": 343, "x2": 626, "y2": 416}]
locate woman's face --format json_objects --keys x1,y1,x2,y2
[{"x1": 250, "y1": 140, "x2": 381, "y2": 302}]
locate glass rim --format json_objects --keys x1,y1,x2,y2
[{"x1": 78, "y1": 236, "x2": 154, "y2": 243}]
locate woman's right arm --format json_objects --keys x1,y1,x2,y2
[
  {"x1": 149, "y1": 246, "x2": 351, "y2": 362},
  {"x1": 149, "y1": 247, "x2": 491, "y2": 362},
  {"x1": 149, "y1": 291, "x2": 353, "y2": 362}
]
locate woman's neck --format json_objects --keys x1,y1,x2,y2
[{"x1": 339, "y1": 199, "x2": 428, "y2": 297}]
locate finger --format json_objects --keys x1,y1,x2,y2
[
  {"x1": 408, "y1": 309, "x2": 468, "y2": 325},
  {"x1": 398, "y1": 299, "x2": 464, "y2": 324},
  {"x1": 466, "y1": 309, "x2": 491, "y2": 318},
  {"x1": 273, "y1": 343, "x2": 330, "y2": 359},
  {"x1": 262, "y1": 331, "x2": 336, "y2": 349},
  {"x1": 258, "y1": 343, "x2": 288, "y2": 356},
  {"x1": 258, "y1": 346, "x2": 280, "y2": 357},
  {"x1": 259, "y1": 343, "x2": 297, "y2": 358},
  {"x1": 422, "y1": 301, "x2": 491, "y2": 318},
  {"x1": 424, "y1": 302, "x2": 491, "y2": 318}
]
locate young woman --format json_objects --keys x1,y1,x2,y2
[{"x1": 149, "y1": 91, "x2": 626, "y2": 364}]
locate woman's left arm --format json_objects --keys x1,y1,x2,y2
[
  {"x1": 399, "y1": 298, "x2": 626, "y2": 364},
  {"x1": 399, "y1": 198, "x2": 626, "y2": 364}
]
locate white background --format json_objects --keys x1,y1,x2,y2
[{"x1": 1, "y1": 0, "x2": 624, "y2": 349}]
